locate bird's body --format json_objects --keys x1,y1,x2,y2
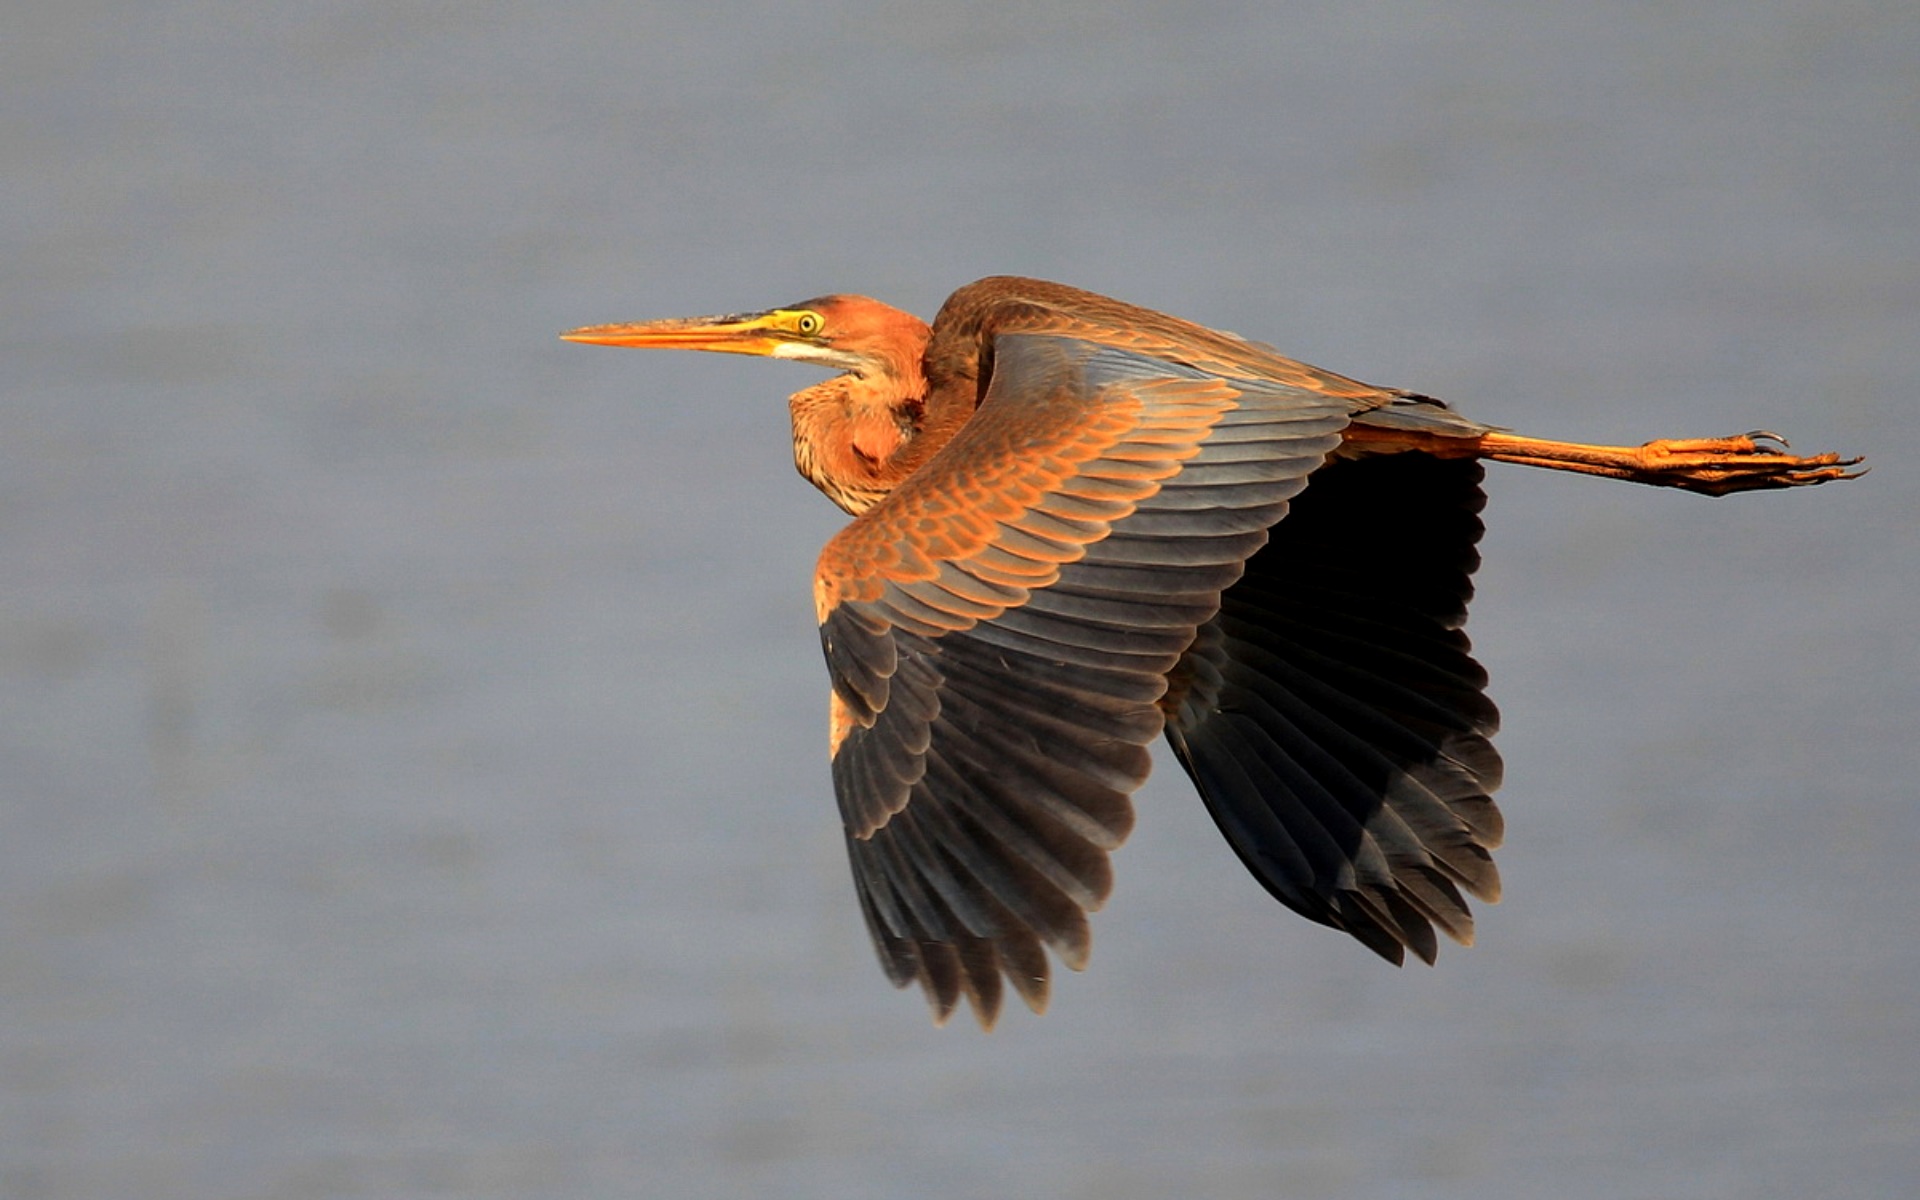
[{"x1": 564, "y1": 276, "x2": 1859, "y2": 1027}]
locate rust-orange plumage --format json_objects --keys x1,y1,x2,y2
[{"x1": 563, "y1": 276, "x2": 1861, "y2": 1028}]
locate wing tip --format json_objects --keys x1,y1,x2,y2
[{"x1": 877, "y1": 931, "x2": 1068, "y2": 1030}]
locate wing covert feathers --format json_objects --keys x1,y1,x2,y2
[{"x1": 817, "y1": 330, "x2": 1351, "y2": 1026}]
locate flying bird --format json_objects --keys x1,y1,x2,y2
[{"x1": 563, "y1": 276, "x2": 1860, "y2": 1027}]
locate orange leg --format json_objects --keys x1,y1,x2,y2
[
  {"x1": 1476, "y1": 430, "x2": 1862, "y2": 496},
  {"x1": 1342, "y1": 425, "x2": 1864, "y2": 497}
]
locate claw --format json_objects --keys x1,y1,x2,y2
[{"x1": 1743, "y1": 430, "x2": 1789, "y2": 448}]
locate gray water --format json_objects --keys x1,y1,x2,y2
[{"x1": 5, "y1": 3, "x2": 1917, "y2": 1197}]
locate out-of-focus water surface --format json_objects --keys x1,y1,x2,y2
[{"x1": 5, "y1": 3, "x2": 1916, "y2": 1197}]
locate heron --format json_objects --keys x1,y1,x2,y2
[{"x1": 563, "y1": 276, "x2": 1860, "y2": 1028}]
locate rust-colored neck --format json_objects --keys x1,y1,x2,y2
[{"x1": 788, "y1": 318, "x2": 959, "y2": 516}]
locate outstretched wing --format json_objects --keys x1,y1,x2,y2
[
  {"x1": 1163, "y1": 451, "x2": 1505, "y2": 967},
  {"x1": 814, "y1": 331, "x2": 1350, "y2": 1026}
]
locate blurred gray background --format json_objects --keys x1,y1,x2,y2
[{"x1": 5, "y1": 2, "x2": 1916, "y2": 1197}]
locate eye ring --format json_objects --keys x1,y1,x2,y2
[{"x1": 795, "y1": 311, "x2": 823, "y2": 336}]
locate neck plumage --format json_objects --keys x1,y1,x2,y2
[
  {"x1": 789, "y1": 366, "x2": 928, "y2": 516},
  {"x1": 787, "y1": 316, "x2": 970, "y2": 515}
]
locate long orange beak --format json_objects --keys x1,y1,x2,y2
[{"x1": 560, "y1": 310, "x2": 802, "y2": 358}]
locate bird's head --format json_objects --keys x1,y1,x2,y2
[{"x1": 562, "y1": 294, "x2": 931, "y2": 382}]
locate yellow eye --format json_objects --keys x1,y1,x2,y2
[{"x1": 795, "y1": 311, "x2": 824, "y2": 336}]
